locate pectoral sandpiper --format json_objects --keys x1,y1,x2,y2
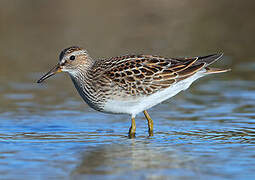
[{"x1": 37, "y1": 46, "x2": 230, "y2": 137}]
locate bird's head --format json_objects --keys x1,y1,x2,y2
[{"x1": 37, "y1": 46, "x2": 92, "y2": 83}]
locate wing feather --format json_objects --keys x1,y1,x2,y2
[{"x1": 97, "y1": 53, "x2": 224, "y2": 96}]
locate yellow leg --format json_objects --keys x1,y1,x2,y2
[
  {"x1": 128, "y1": 117, "x2": 136, "y2": 138},
  {"x1": 143, "y1": 110, "x2": 153, "y2": 136}
]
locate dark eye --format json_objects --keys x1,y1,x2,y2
[{"x1": 70, "y1": 55, "x2": 75, "y2": 60}]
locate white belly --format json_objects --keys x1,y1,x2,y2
[{"x1": 103, "y1": 70, "x2": 206, "y2": 117}]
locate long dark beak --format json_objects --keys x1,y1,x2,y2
[{"x1": 37, "y1": 64, "x2": 62, "y2": 83}]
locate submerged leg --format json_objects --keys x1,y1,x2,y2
[
  {"x1": 128, "y1": 116, "x2": 136, "y2": 137},
  {"x1": 143, "y1": 110, "x2": 153, "y2": 136}
]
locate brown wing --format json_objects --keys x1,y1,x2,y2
[{"x1": 101, "y1": 54, "x2": 223, "y2": 96}]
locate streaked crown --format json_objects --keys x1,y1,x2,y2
[{"x1": 58, "y1": 46, "x2": 92, "y2": 73}]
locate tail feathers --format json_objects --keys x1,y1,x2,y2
[
  {"x1": 197, "y1": 53, "x2": 231, "y2": 74},
  {"x1": 204, "y1": 67, "x2": 231, "y2": 74},
  {"x1": 197, "y1": 53, "x2": 224, "y2": 66}
]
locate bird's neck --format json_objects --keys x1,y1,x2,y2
[{"x1": 69, "y1": 71, "x2": 103, "y2": 111}]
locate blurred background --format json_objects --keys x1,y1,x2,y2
[
  {"x1": 1, "y1": 0, "x2": 255, "y2": 179},
  {"x1": 1, "y1": 0, "x2": 254, "y2": 81}
]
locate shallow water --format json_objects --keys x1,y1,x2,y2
[
  {"x1": 1, "y1": 61, "x2": 255, "y2": 179},
  {"x1": 1, "y1": 0, "x2": 255, "y2": 179}
]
